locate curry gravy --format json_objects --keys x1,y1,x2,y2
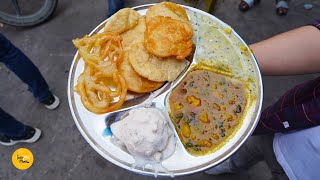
[{"x1": 168, "y1": 68, "x2": 249, "y2": 156}]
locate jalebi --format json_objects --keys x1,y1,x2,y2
[{"x1": 73, "y1": 32, "x2": 127, "y2": 114}]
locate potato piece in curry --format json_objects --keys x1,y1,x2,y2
[{"x1": 168, "y1": 69, "x2": 248, "y2": 156}]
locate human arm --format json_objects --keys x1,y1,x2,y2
[{"x1": 250, "y1": 25, "x2": 320, "y2": 76}]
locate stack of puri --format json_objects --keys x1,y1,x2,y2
[{"x1": 104, "y1": 2, "x2": 193, "y2": 93}]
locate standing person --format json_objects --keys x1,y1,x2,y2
[
  {"x1": 206, "y1": 19, "x2": 320, "y2": 180},
  {"x1": 107, "y1": 0, "x2": 125, "y2": 18},
  {"x1": 0, "y1": 33, "x2": 60, "y2": 146},
  {"x1": 239, "y1": 0, "x2": 289, "y2": 16}
]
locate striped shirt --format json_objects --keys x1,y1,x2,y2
[{"x1": 254, "y1": 76, "x2": 320, "y2": 135}]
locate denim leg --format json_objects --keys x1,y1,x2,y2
[
  {"x1": 0, "y1": 33, "x2": 51, "y2": 103},
  {"x1": 0, "y1": 107, "x2": 26, "y2": 137},
  {"x1": 107, "y1": 0, "x2": 125, "y2": 17}
]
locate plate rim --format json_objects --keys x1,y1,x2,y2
[{"x1": 67, "y1": 3, "x2": 264, "y2": 177}]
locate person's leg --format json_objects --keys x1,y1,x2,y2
[
  {"x1": 0, "y1": 107, "x2": 26, "y2": 137},
  {"x1": 0, "y1": 107, "x2": 42, "y2": 146},
  {"x1": 206, "y1": 135, "x2": 288, "y2": 179},
  {"x1": 260, "y1": 135, "x2": 289, "y2": 180},
  {"x1": 206, "y1": 136, "x2": 264, "y2": 174},
  {"x1": 107, "y1": 0, "x2": 125, "y2": 18},
  {"x1": 228, "y1": 136, "x2": 265, "y2": 171},
  {"x1": 0, "y1": 33, "x2": 51, "y2": 103}
]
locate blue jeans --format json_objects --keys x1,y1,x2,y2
[
  {"x1": 107, "y1": 0, "x2": 125, "y2": 17},
  {"x1": 0, "y1": 33, "x2": 50, "y2": 137}
]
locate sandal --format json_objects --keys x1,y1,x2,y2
[
  {"x1": 239, "y1": 0, "x2": 260, "y2": 12},
  {"x1": 275, "y1": 0, "x2": 289, "y2": 16}
]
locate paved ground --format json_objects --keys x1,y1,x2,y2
[{"x1": 0, "y1": 0, "x2": 319, "y2": 179}]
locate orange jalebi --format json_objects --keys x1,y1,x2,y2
[{"x1": 73, "y1": 32, "x2": 128, "y2": 114}]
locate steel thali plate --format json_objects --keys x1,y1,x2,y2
[{"x1": 68, "y1": 4, "x2": 263, "y2": 177}]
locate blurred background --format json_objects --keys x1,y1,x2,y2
[{"x1": 0, "y1": 0, "x2": 319, "y2": 179}]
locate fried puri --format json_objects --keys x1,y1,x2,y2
[
  {"x1": 120, "y1": 17, "x2": 165, "y2": 92},
  {"x1": 121, "y1": 17, "x2": 145, "y2": 50},
  {"x1": 105, "y1": 10, "x2": 166, "y2": 93},
  {"x1": 146, "y1": 1, "x2": 189, "y2": 22},
  {"x1": 144, "y1": 16, "x2": 193, "y2": 60},
  {"x1": 104, "y1": 8, "x2": 141, "y2": 34},
  {"x1": 128, "y1": 43, "x2": 188, "y2": 82},
  {"x1": 119, "y1": 57, "x2": 164, "y2": 93},
  {"x1": 103, "y1": 4, "x2": 190, "y2": 91}
]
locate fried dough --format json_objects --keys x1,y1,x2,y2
[
  {"x1": 104, "y1": 8, "x2": 142, "y2": 34},
  {"x1": 144, "y1": 16, "x2": 193, "y2": 60},
  {"x1": 128, "y1": 43, "x2": 188, "y2": 82},
  {"x1": 119, "y1": 56, "x2": 165, "y2": 93},
  {"x1": 118, "y1": 17, "x2": 165, "y2": 93},
  {"x1": 146, "y1": 2, "x2": 189, "y2": 22},
  {"x1": 121, "y1": 17, "x2": 145, "y2": 51}
]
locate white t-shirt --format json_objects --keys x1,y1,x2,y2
[{"x1": 273, "y1": 126, "x2": 320, "y2": 180}]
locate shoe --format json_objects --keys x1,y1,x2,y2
[
  {"x1": 276, "y1": 0, "x2": 288, "y2": 16},
  {"x1": 239, "y1": 0, "x2": 260, "y2": 12},
  {"x1": 0, "y1": 126, "x2": 41, "y2": 146},
  {"x1": 43, "y1": 93, "x2": 60, "y2": 110}
]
